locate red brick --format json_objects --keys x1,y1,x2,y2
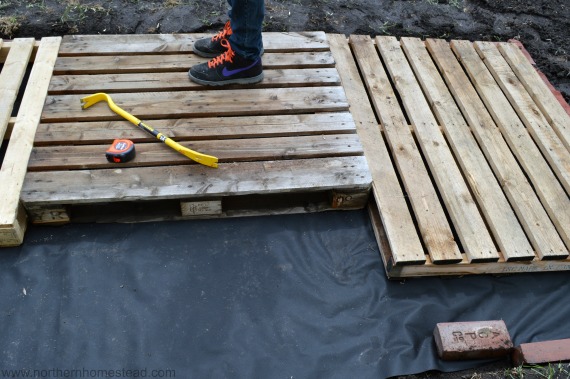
[
  {"x1": 512, "y1": 338, "x2": 570, "y2": 366},
  {"x1": 433, "y1": 321, "x2": 513, "y2": 360}
]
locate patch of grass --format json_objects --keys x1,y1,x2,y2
[
  {"x1": 164, "y1": 0, "x2": 181, "y2": 7},
  {"x1": 506, "y1": 366, "x2": 525, "y2": 378},
  {"x1": 60, "y1": 1, "x2": 110, "y2": 24},
  {"x1": 0, "y1": 1, "x2": 15, "y2": 11},
  {"x1": 369, "y1": 21, "x2": 396, "y2": 35},
  {"x1": 0, "y1": 15, "x2": 21, "y2": 38},
  {"x1": 448, "y1": 0, "x2": 462, "y2": 8},
  {"x1": 505, "y1": 363, "x2": 570, "y2": 379},
  {"x1": 26, "y1": 0, "x2": 47, "y2": 10}
]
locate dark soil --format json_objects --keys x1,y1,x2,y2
[
  {"x1": 1, "y1": 1, "x2": 569, "y2": 378},
  {"x1": 0, "y1": 0, "x2": 569, "y2": 101}
]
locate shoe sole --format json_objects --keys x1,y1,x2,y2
[{"x1": 188, "y1": 72, "x2": 265, "y2": 86}]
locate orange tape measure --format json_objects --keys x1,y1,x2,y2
[{"x1": 106, "y1": 139, "x2": 136, "y2": 163}]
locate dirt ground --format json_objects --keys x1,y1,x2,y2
[
  {"x1": 1, "y1": 1, "x2": 569, "y2": 378},
  {"x1": 0, "y1": 0, "x2": 569, "y2": 101}
]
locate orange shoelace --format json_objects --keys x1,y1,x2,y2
[
  {"x1": 208, "y1": 39, "x2": 235, "y2": 68},
  {"x1": 211, "y1": 20, "x2": 233, "y2": 42}
]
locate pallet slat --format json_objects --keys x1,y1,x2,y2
[
  {"x1": 475, "y1": 41, "x2": 570, "y2": 194},
  {"x1": 451, "y1": 40, "x2": 570, "y2": 249},
  {"x1": 59, "y1": 32, "x2": 329, "y2": 55},
  {"x1": 22, "y1": 156, "x2": 371, "y2": 204},
  {"x1": 28, "y1": 134, "x2": 363, "y2": 171},
  {"x1": 41, "y1": 86, "x2": 349, "y2": 122},
  {"x1": 498, "y1": 42, "x2": 570, "y2": 151},
  {"x1": 48, "y1": 68, "x2": 341, "y2": 94},
  {"x1": 377, "y1": 36, "x2": 498, "y2": 263},
  {"x1": 426, "y1": 38, "x2": 568, "y2": 260},
  {"x1": 401, "y1": 37, "x2": 534, "y2": 261},
  {"x1": 54, "y1": 52, "x2": 336, "y2": 74},
  {"x1": 0, "y1": 38, "x2": 35, "y2": 144},
  {"x1": 34, "y1": 113, "x2": 356, "y2": 145},
  {"x1": 349, "y1": 35, "x2": 461, "y2": 264},
  {"x1": 0, "y1": 40, "x2": 39, "y2": 64},
  {"x1": 328, "y1": 34, "x2": 426, "y2": 265}
]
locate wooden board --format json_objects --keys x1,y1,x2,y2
[
  {"x1": 425, "y1": 38, "x2": 567, "y2": 261},
  {"x1": 15, "y1": 32, "x2": 371, "y2": 230},
  {"x1": 451, "y1": 40, "x2": 570, "y2": 249},
  {"x1": 377, "y1": 36, "x2": 498, "y2": 263},
  {"x1": 0, "y1": 37, "x2": 61, "y2": 247},
  {"x1": 347, "y1": 35, "x2": 460, "y2": 264},
  {"x1": 474, "y1": 41, "x2": 570, "y2": 195},
  {"x1": 497, "y1": 42, "x2": 570, "y2": 151},
  {"x1": 328, "y1": 34, "x2": 426, "y2": 265},
  {"x1": 338, "y1": 35, "x2": 570, "y2": 278},
  {"x1": 0, "y1": 38, "x2": 35, "y2": 144},
  {"x1": 400, "y1": 37, "x2": 534, "y2": 262}
]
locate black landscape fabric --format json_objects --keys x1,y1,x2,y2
[{"x1": 1, "y1": 210, "x2": 569, "y2": 379}]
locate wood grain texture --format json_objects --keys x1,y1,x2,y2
[
  {"x1": 475, "y1": 41, "x2": 570, "y2": 194},
  {"x1": 28, "y1": 134, "x2": 363, "y2": 171},
  {"x1": 53, "y1": 51, "x2": 336, "y2": 74},
  {"x1": 0, "y1": 37, "x2": 61, "y2": 227},
  {"x1": 34, "y1": 112, "x2": 356, "y2": 145},
  {"x1": 21, "y1": 156, "x2": 372, "y2": 204},
  {"x1": 426, "y1": 38, "x2": 568, "y2": 259},
  {"x1": 452, "y1": 39, "x2": 570, "y2": 250},
  {"x1": 0, "y1": 38, "x2": 35, "y2": 145},
  {"x1": 48, "y1": 68, "x2": 341, "y2": 94},
  {"x1": 58, "y1": 32, "x2": 329, "y2": 55},
  {"x1": 498, "y1": 42, "x2": 570, "y2": 151},
  {"x1": 377, "y1": 36, "x2": 498, "y2": 263},
  {"x1": 41, "y1": 87, "x2": 349, "y2": 122},
  {"x1": 401, "y1": 37, "x2": 534, "y2": 261},
  {"x1": 350, "y1": 35, "x2": 461, "y2": 264},
  {"x1": 328, "y1": 34, "x2": 426, "y2": 265}
]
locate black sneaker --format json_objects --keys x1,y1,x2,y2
[
  {"x1": 193, "y1": 21, "x2": 233, "y2": 58},
  {"x1": 188, "y1": 39, "x2": 264, "y2": 86}
]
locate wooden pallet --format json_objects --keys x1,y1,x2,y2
[
  {"x1": 328, "y1": 35, "x2": 570, "y2": 278},
  {"x1": 6, "y1": 32, "x2": 371, "y2": 234}
]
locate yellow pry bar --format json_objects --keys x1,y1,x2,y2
[{"x1": 80, "y1": 93, "x2": 218, "y2": 168}]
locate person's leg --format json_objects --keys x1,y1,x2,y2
[
  {"x1": 193, "y1": 0, "x2": 264, "y2": 59},
  {"x1": 227, "y1": 0, "x2": 264, "y2": 60},
  {"x1": 189, "y1": 0, "x2": 265, "y2": 85}
]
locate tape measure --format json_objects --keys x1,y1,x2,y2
[{"x1": 106, "y1": 139, "x2": 136, "y2": 163}]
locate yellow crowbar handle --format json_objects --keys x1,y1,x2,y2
[{"x1": 80, "y1": 93, "x2": 218, "y2": 168}]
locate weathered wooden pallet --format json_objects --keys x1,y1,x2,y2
[
  {"x1": 7, "y1": 32, "x2": 371, "y2": 235},
  {"x1": 329, "y1": 34, "x2": 570, "y2": 278}
]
